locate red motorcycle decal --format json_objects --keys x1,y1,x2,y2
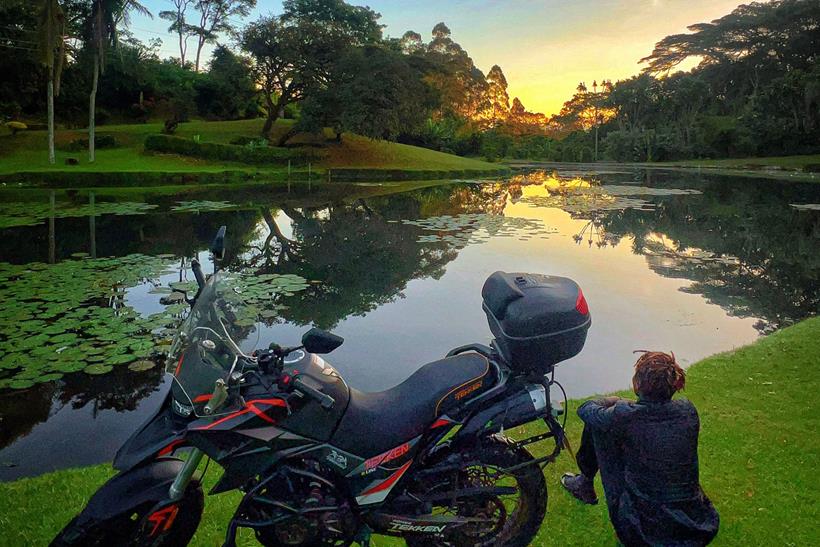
[
  {"x1": 360, "y1": 460, "x2": 413, "y2": 496},
  {"x1": 147, "y1": 505, "x2": 179, "y2": 536},
  {"x1": 196, "y1": 398, "x2": 287, "y2": 430},
  {"x1": 430, "y1": 418, "x2": 452, "y2": 429},
  {"x1": 364, "y1": 442, "x2": 410, "y2": 471},
  {"x1": 157, "y1": 439, "x2": 185, "y2": 457}
]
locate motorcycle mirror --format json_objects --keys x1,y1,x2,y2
[
  {"x1": 211, "y1": 226, "x2": 227, "y2": 262},
  {"x1": 301, "y1": 328, "x2": 344, "y2": 355}
]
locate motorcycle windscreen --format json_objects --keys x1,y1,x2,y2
[{"x1": 166, "y1": 272, "x2": 248, "y2": 418}]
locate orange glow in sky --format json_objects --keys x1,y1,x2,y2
[{"x1": 369, "y1": 0, "x2": 753, "y2": 116}]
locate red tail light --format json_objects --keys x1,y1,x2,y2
[{"x1": 575, "y1": 288, "x2": 589, "y2": 315}]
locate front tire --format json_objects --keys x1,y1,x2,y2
[
  {"x1": 406, "y1": 436, "x2": 547, "y2": 547},
  {"x1": 51, "y1": 479, "x2": 203, "y2": 547}
]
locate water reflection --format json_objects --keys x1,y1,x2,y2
[{"x1": 0, "y1": 170, "x2": 817, "y2": 479}]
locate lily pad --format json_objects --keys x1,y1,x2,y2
[
  {"x1": 128, "y1": 360, "x2": 156, "y2": 372},
  {"x1": 84, "y1": 363, "x2": 113, "y2": 375}
]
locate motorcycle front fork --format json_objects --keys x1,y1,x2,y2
[{"x1": 169, "y1": 447, "x2": 204, "y2": 500}]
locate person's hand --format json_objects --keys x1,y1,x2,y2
[{"x1": 597, "y1": 396, "x2": 621, "y2": 407}]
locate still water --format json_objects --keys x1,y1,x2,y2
[{"x1": 0, "y1": 168, "x2": 818, "y2": 480}]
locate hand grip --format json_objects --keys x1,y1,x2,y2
[{"x1": 293, "y1": 377, "x2": 335, "y2": 410}]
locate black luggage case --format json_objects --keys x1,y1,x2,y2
[{"x1": 482, "y1": 271, "x2": 591, "y2": 375}]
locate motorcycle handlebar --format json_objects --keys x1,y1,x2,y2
[
  {"x1": 191, "y1": 259, "x2": 206, "y2": 290},
  {"x1": 293, "y1": 377, "x2": 335, "y2": 410}
]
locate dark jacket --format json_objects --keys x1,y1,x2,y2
[{"x1": 578, "y1": 397, "x2": 719, "y2": 547}]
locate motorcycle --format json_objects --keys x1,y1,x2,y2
[{"x1": 53, "y1": 226, "x2": 592, "y2": 547}]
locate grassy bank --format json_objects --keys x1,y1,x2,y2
[
  {"x1": 1, "y1": 318, "x2": 817, "y2": 545},
  {"x1": 651, "y1": 154, "x2": 820, "y2": 172},
  {"x1": 0, "y1": 119, "x2": 506, "y2": 183}
]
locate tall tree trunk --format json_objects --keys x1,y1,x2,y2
[
  {"x1": 89, "y1": 53, "x2": 99, "y2": 163},
  {"x1": 261, "y1": 93, "x2": 280, "y2": 139},
  {"x1": 47, "y1": 76, "x2": 55, "y2": 165},
  {"x1": 178, "y1": 30, "x2": 186, "y2": 66},
  {"x1": 262, "y1": 113, "x2": 275, "y2": 139},
  {"x1": 194, "y1": 37, "x2": 204, "y2": 72}
]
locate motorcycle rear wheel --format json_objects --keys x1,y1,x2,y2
[
  {"x1": 405, "y1": 436, "x2": 547, "y2": 547},
  {"x1": 50, "y1": 480, "x2": 203, "y2": 547}
]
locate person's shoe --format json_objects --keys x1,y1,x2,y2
[{"x1": 560, "y1": 473, "x2": 598, "y2": 505}]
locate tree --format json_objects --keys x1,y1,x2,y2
[
  {"x1": 423, "y1": 22, "x2": 489, "y2": 121},
  {"x1": 38, "y1": 0, "x2": 67, "y2": 165},
  {"x1": 85, "y1": 0, "x2": 151, "y2": 162},
  {"x1": 159, "y1": 0, "x2": 193, "y2": 67},
  {"x1": 189, "y1": 0, "x2": 255, "y2": 72},
  {"x1": 298, "y1": 45, "x2": 436, "y2": 142},
  {"x1": 240, "y1": 16, "x2": 304, "y2": 139},
  {"x1": 399, "y1": 30, "x2": 424, "y2": 55},
  {"x1": 241, "y1": 0, "x2": 382, "y2": 143},
  {"x1": 0, "y1": 0, "x2": 45, "y2": 119},
  {"x1": 194, "y1": 44, "x2": 256, "y2": 119},
  {"x1": 484, "y1": 64, "x2": 510, "y2": 127}
]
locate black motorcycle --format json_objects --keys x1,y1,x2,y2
[{"x1": 53, "y1": 227, "x2": 591, "y2": 547}]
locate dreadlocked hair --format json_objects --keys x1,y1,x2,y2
[{"x1": 631, "y1": 351, "x2": 685, "y2": 401}]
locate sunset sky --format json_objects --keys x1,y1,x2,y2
[{"x1": 133, "y1": 0, "x2": 750, "y2": 116}]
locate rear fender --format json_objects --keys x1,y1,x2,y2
[{"x1": 453, "y1": 382, "x2": 549, "y2": 441}]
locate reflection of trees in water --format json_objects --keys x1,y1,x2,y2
[
  {"x1": 515, "y1": 171, "x2": 818, "y2": 333},
  {"x1": 596, "y1": 185, "x2": 820, "y2": 333},
  {"x1": 572, "y1": 218, "x2": 622, "y2": 248},
  {"x1": 230, "y1": 184, "x2": 520, "y2": 329},
  {"x1": 0, "y1": 366, "x2": 165, "y2": 452}
]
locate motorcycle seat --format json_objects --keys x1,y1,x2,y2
[{"x1": 331, "y1": 353, "x2": 493, "y2": 458}]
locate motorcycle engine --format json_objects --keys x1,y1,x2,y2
[{"x1": 241, "y1": 460, "x2": 356, "y2": 547}]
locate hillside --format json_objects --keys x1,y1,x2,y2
[{"x1": 0, "y1": 119, "x2": 503, "y2": 176}]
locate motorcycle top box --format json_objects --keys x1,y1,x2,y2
[{"x1": 482, "y1": 271, "x2": 591, "y2": 374}]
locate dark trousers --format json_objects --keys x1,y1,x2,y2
[{"x1": 576, "y1": 424, "x2": 600, "y2": 479}]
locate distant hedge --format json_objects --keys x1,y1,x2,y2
[{"x1": 144, "y1": 134, "x2": 308, "y2": 165}]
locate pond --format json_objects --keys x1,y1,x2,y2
[{"x1": 0, "y1": 168, "x2": 818, "y2": 480}]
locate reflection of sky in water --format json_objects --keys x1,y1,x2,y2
[
  {"x1": 1, "y1": 172, "x2": 817, "y2": 478},
  {"x1": 248, "y1": 183, "x2": 758, "y2": 395}
]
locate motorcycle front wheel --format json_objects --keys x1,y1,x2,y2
[
  {"x1": 50, "y1": 479, "x2": 203, "y2": 547},
  {"x1": 405, "y1": 436, "x2": 547, "y2": 547}
]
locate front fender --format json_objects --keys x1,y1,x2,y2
[
  {"x1": 114, "y1": 377, "x2": 187, "y2": 472},
  {"x1": 78, "y1": 458, "x2": 184, "y2": 522},
  {"x1": 52, "y1": 458, "x2": 185, "y2": 545}
]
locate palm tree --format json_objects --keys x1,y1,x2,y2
[
  {"x1": 87, "y1": 0, "x2": 151, "y2": 162},
  {"x1": 38, "y1": 0, "x2": 66, "y2": 165}
]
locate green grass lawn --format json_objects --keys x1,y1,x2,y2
[
  {"x1": 1, "y1": 318, "x2": 817, "y2": 546},
  {"x1": 0, "y1": 119, "x2": 501, "y2": 176}
]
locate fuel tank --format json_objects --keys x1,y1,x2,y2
[{"x1": 278, "y1": 350, "x2": 351, "y2": 441}]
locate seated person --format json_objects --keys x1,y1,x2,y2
[{"x1": 561, "y1": 351, "x2": 719, "y2": 546}]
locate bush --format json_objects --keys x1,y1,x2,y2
[
  {"x1": 144, "y1": 134, "x2": 306, "y2": 165},
  {"x1": 230, "y1": 136, "x2": 268, "y2": 148},
  {"x1": 67, "y1": 135, "x2": 118, "y2": 151}
]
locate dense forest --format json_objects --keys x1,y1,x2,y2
[{"x1": 1, "y1": 0, "x2": 818, "y2": 162}]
